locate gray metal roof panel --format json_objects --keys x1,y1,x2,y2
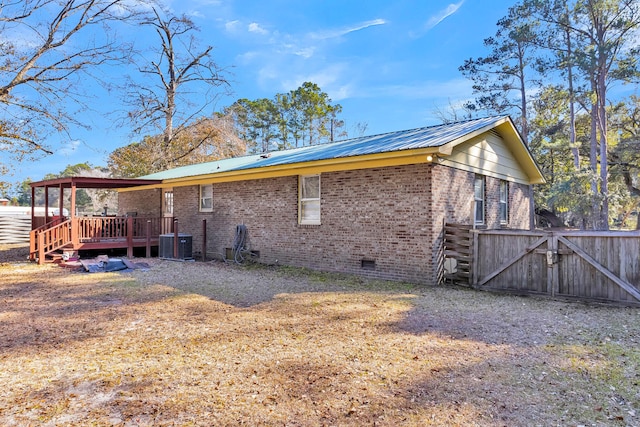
[{"x1": 140, "y1": 116, "x2": 507, "y2": 180}]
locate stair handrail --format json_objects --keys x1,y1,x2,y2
[{"x1": 30, "y1": 219, "x2": 72, "y2": 263}]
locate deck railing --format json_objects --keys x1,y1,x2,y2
[
  {"x1": 74, "y1": 216, "x2": 173, "y2": 242},
  {"x1": 29, "y1": 217, "x2": 69, "y2": 260},
  {"x1": 31, "y1": 219, "x2": 72, "y2": 262},
  {"x1": 30, "y1": 216, "x2": 174, "y2": 263}
]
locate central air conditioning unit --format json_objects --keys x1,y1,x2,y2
[{"x1": 159, "y1": 233, "x2": 193, "y2": 260}]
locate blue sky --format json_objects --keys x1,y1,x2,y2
[{"x1": 6, "y1": 0, "x2": 518, "y2": 185}]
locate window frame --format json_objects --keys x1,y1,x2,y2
[
  {"x1": 298, "y1": 174, "x2": 321, "y2": 225},
  {"x1": 499, "y1": 180, "x2": 509, "y2": 225},
  {"x1": 199, "y1": 184, "x2": 213, "y2": 212},
  {"x1": 474, "y1": 175, "x2": 485, "y2": 225},
  {"x1": 163, "y1": 189, "x2": 174, "y2": 217}
]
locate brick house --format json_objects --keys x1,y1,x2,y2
[{"x1": 118, "y1": 116, "x2": 544, "y2": 285}]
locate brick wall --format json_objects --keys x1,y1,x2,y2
[
  {"x1": 171, "y1": 164, "x2": 437, "y2": 283},
  {"x1": 508, "y1": 182, "x2": 531, "y2": 229},
  {"x1": 428, "y1": 166, "x2": 473, "y2": 281},
  {"x1": 120, "y1": 163, "x2": 533, "y2": 285},
  {"x1": 421, "y1": 166, "x2": 531, "y2": 283},
  {"x1": 118, "y1": 189, "x2": 162, "y2": 217}
]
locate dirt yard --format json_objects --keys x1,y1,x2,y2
[{"x1": 0, "y1": 243, "x2": 639, "y2": 426}]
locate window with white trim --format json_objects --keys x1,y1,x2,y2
[
  {"x1": 299, "y1": 175, "x2": 320, "y2": 225},
  {"x1": 200, "y1": 184, "x2": 213, "y2": 212},
  {"x1": 163, "y1": 189, "x2": 174, "y2": 216},
  {"x1": 474, "y1": 175, "x2": 485, "y2": 225},
  {"x1": 499, "y1": 180, "x2": 509, "y2": 224}
]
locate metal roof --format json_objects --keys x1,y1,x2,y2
[
  {"x1": 141, "y1": 116, "x2": 517, "y2": 181},
  {"x1": 30, "y1": 176, "x2": 163, "y2": 189}
]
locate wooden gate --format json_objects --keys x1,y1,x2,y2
[{"x1": 447, "y1": 227, "x2": 640, "y2": 306}]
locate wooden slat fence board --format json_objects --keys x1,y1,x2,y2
[
  {"x1": 0, "y1": 216, "x2": 31, "y2": 244},
  {"x1": 443, "y1": 223, "x2": 473, "y2": 285},
  {"x1": 469, "y1": 228, "x2": 640, "y2": 306},
  {"x1": 474, "y1": 235, "x2": 548, "y2": 288},
  {"x1": 556, "y1": 234, "x2": 640, "y2": 304},
  {"x1": 472, "y1": 229, "x2": 549, "y2": 295}
]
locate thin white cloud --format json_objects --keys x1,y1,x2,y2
[
  {"x1": 329, "y1": 84, "x2": 353, "y2": 102},
  {"x1": 310, "y1": 19, "x2": 387, "y2": 40},
  {"x1": 257, "y1": 64, "x2": 280, "y2": 85},
  {"x1": 228, "y1": 16, "x2": 388, "y2": 101},
  {"x1": 236, "y1": 50, "x2": 259, "y2": 64},
  {"x1": 424, "y1": 1, "x2": 464, "y2": 30},
  {"x1": 279, "y1": 64, "x2": 353, "y2": 100},
  {"x1": 187, "y1": 10, "x2": 205, "y2": 19},
  {"x1": 362, "y1": 78, "x2": 473, "y2": 100},
  {"x1": 248, "y1": 22, "x2": 269, "y2": 35},
  {"x1": 293, "y1": 47, "x2": 315, "y2": 58},
  {"x1": 158, "y1": 0, "x2": 221, "y2": 10},
  {"x1": 58, "y1": 140, "x2": 81, "y2": 156},
  {"x1": 225, "y1": 20, "x2": 240, "y2": 32}
]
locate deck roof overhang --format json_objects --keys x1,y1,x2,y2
[
  {"x1": 30, "y1": 176, "x2": 163, "y2": 190},
  {"x1": 29, "y1": 177, "x2": 164, "y2": 220}
]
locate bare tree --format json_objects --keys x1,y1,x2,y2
[
  {"x1": 0, "y1": 0, "x2": 141, "y2": 161},
  {"x1": 432, "y1": 98, "x2": 477, "y2": 124},
  {"x1": 108, "y1": 112, "x2": 246, "y2": 177},
  {"x1": 122, "y1": 7, "x2": 230, "y2": 171}
]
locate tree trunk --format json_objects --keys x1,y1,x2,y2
[
  {"x1": 589, "y1": 98, "x2": 599, "y2": 230},
  {"x1": 518, "y1": 42, "x2": 529, "y2": 146},
  {"x1": 566, "y1": 25, "x2": 580, "y2": 169},
  {"x1": 596, "y1": 48, "x2": 609, "y2": 230}
]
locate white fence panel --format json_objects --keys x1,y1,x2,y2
[{"x1": 0, "y1": 216, "x2": 31, "y2": 244}]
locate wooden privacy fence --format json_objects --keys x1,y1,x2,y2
[
  {"x1": 0, "y1": 216, "x2": 31, "y2": 244},
  {"x1": 443, "y1": 223, "x2": 640, "y2": 306},
  {"x1": 443, "y1": 223, "x2": 473, "y2": 284}
]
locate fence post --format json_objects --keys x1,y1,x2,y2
[
  {"x1": 202, "y1": 219, "x2": 207, "y2": 261},
  {"x1": 471, "y1": 229, "x2": 479, "y2": 287},
  {"x1": 146, "y1": 220, "x2": 151, "y2": 258},
  {"x1": 547, "y1": 232, "x2": 559, "y2": 297}
]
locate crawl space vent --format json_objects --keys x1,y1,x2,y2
[{"x1": 361, "y1": 259, "x2": 376, "y2": 270}]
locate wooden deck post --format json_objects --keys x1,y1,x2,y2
[
  {"x1": 126, "y1": 216, "x2": 134, "y2": 258},
  {"x1": 30, "y1": 186, "x2": 35, "y2": 230},
  {"x1": 71, "y1": 217, "x2": 79, "y2": 248},
  {"x1": 146, "y1": 220, "x2": 151, "y2": 258},
  {"x1": 173, "y1": 219, "x2": 179, "y2": 259},
  {"x1": 37, "y1": 232, "x2": 45, "y2": 265},
  {"x1": 44, "y1": 186, "x2": 49, "y2": 225},
  {"x1": 69, "y1": 181, "x2": 76, "y2": 219},
  {"x1": 61, "y1": 182, "x2": 67, "y2": 219},
  {"x1": 202, "y1": 219, "x2": 207, "y2": 261}
]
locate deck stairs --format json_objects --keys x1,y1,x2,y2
[{"x1": 29, "y1": 219, "x2": 71, "y2": 263}]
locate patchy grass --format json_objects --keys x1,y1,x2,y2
[{"x1": 0, "y1": 248, "x2": 638, "y2": 426}]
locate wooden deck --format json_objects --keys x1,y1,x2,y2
[{"x1": 30, "y1": 216, "x2": 173, "y2": 263}]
